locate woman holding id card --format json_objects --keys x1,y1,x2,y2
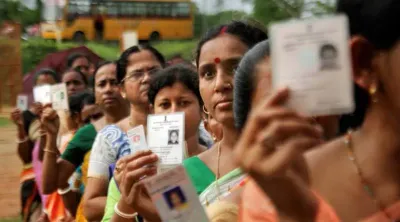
[{"x1": 104, "y1": 65, "x2": 208, "y2": 222}]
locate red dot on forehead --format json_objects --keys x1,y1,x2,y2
[{"x1": 214, "y1": 57, "x2": 221, "y2": 64}]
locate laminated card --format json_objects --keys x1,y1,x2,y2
[
  {"x1": 270, "y1": 15, "x2": 354, "y2": 116},
  {"x1": 144, "y1": 166, "x2": 209, "y2": 222},
  {"x1": 147, "y1": 113, "x2": 184, "y2": 173}
]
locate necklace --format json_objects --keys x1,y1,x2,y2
[
  {"x1": 345, "y1": 130, "x2": 394, "y2": 221},
  {"x1": 215, "y1": 142, "x2": 222, "y2": 200}
]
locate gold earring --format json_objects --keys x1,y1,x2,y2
[
  {"x1": 212, "y1": 134, "x2": 217, "y2": 142},
  {"x1": 203, "y1": 105, "x2": 209, "y2": 115},
  {"x1": 369, "y1": 85, "x2": 378, "y2": 103}
]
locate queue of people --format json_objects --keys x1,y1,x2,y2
[{"x1": 9, "y1": 0, "x2": 400, "y2": 221}]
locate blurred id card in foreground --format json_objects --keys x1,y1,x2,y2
[
  {"x1": 127, "y1": 125, "x2": 148, "y2": 152},
  {"x1": 33, "y1": 85, "x2": 52, "y2": 104},
  {"x1": 147, "y1": 113, "x2": 184, "y2": 173},
  {"x1": 51, "y1": 83, "x2": 69, "y2": 111},
  {"x1": 270, "y1": 15, "x2": 354, "y2": 116},
  {"x1": 144, "y1": 166, "x2": 209, "y2": 222},
  {"x1": 17, "y1": 95, "x2": 28, "y2": 111}
]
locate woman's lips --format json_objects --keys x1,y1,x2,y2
[{"x1": 214, "y1": 100, "x2": 233, "y2": 110}]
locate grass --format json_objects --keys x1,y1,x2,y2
[
  {"x1": 0, "y1": 217, "x2": 21, "y2": 222},
  {"x1": 154, "y1": 40, "x2": 197, "y2": 60},
  {"x1": 55, "y1": 39, "x2": 198, "y2": 61},
  {"x1": 56, "y1": 41, "x2": 120, "y2": 61},
  {"x1": 0, "y1": 117, "x2": 11, "y2": 127}
]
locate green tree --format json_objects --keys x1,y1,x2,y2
[{"x1": 0, "y1": 0, "x2": 41, "y2": 28}]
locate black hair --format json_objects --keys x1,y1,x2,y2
[
  {"x1": 117, "y1": 45, "x2": 166, "y2": 84},
  {"x1": 68, "y1": 91, "x2": 95, "y2": 116},
  {"x1": 34, "y1": 68, "x2": 59, "y2": 85},
  {"x1": 67, "y1": 53, "x2": 90, "y2": 68},
  {"x1": 195, "y1": 20, "x2": 268, "y2": 67},
  {"x1": 148, "y1": 64, "x2": 203, "y2": 107},
  {"x1": 234, "y1": 40, "x2": 270, "y2": 130},
  {"x1": 169, "y1": 130, "x2": 179, "y2": 138},
  {"x1": 319, "y1": 44, "x2": 337, "y2": 59},
  {"x1": 337, "y1": 0, "x2": 400, "y2": 50},
  {"x1": 62, "y1": 68, "x2": 88, "y2": 86},
  {"x1": 336, "y1": 0, "x2": 400, "y2": 133}
]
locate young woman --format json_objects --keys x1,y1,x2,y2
[
  {"x1": 107, "y1": 64, "x2": 209, "y2": 222},
  {"x1": 62, "y1": 68, "x2": 88, "y2": 96},
  {"x1": 232, "y1": 40, "x2": 339, "y2": 222},
  {"x1": 55, "y1": 68, "x2": 89, "y2": 152},
  {"x1": 84, "y1": 45, "x2": 165, "y2": 221},
  {"x1": 41, "y1": 62, "x2": 129, "y2": 222},
  {"x1": 190, "y1": 20, "x2": 268, "y2": 205},
  {"x1": 10, "y1": 68, "x2": 58, "y2": 222},
  {"x1": 111, "y1": 21, "x2": 268, "y2": 222},
  {"x1": 43, "y1": 92, "x2": 98, "y2": 222},
  {"x1": 306, "y1": 0, "x2": 400, "y2": 221},
  {"x1": 67, "y1": 53, "x2": 91, "y2": 77}
]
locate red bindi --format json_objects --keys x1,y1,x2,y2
[
  {"x1": 214, "y1": 57, "x2": 221, "y2": 64},
  {"x1": 219, "y1": 26, "x2": 228, "y2": 35}
]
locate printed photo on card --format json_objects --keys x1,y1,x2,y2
[
  {"x1": 33, "y1": 85, "x2": 52, "y2": 104},
  {"x1": 127, "y1": 125, "x2": 148, "y2": 153},
  {"x1": 51, "y1": 83, "x2": 69, "y2": 111},
  {"x1": 147, "y1": 113, "x2": 184, "y2": 172},
  {"x1": 270, "y1": 15, "x2": 354, "y2": 116},
  {"x1": 144, "y1": 166, "x2": 209, "y2": 222},
  {"x1": 17, "y1": 95, "x2": 28, "y2": 111}
]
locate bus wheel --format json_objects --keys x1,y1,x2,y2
[
  {"x1": 73, "y1": 31, "x2": 86, "y2": 43},
  {"x1": 149, "y1": 31, "x2": 160, "y2": 42}
]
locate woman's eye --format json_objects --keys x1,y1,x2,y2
[
  {"x1": 179, "y1": 101, "x2": 190, "y2": 106},
  {"x1": 160, "y1": 103, "x2": 170, "y2": 109},
  {"x1": 203, "y1": 71, "x2": 215, "y2": 79}
]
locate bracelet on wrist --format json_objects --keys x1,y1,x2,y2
[
  {"x1": 44, "y1": 149, "x2": 58, "y2": 156},
  {"x1": 16, "y1": 137, "x2": 29, "y2": 144},
  {"x1": 114, "y1": 203, "x2": 138, "y2": 219},
  {"x1": 57, "y1": 186, "x2": 71, "y2": 195}
]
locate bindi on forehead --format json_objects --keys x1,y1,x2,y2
[{"x1": 199, "y1": 34, "x2": 248, "y2": 67}]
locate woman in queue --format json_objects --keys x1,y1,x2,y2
[
  {"x1": 104, "y1": 64, "x2": 209, "y2": 221},
  {"x1": 10, "y1": 68, "x2": 59, "y2": 222},
  {"x1": 84, "y1": 45, "x2": 166, "y2": 221},
  {"x1": 41, "y1": 61, "x2": 129, "y2": 222},
  {"x1": 109, "y1": 20, "x2": 267, "y2": 221}
]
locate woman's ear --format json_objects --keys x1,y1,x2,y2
[{"x1": 350, "y1": 36, "x2": 379, "y2": 91}]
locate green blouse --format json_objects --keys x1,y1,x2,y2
[{"x1": 61, "y1": 123, "x2": 97, "y2": 167}]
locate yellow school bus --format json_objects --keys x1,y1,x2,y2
[{"x1": 41, "y1": 0, "x2": 194, "y2": 41}]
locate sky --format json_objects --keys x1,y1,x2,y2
[{"x1": 192, "y1": 0, "x2": 253, "y2": 14}]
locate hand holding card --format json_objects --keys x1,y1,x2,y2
[
  {"x1": 144, "y1": 166, "x2": 209, "y2": 222},
  {"x1": 41, "y1": 106, "x2": 60, "y2": 135},
  {"x1": 118, "y1": 150, "x2": 160, "y2": 221}
]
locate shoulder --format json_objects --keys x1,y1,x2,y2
[{"x1": 75, "y1": 123, "x2": 96, "y2": 135}]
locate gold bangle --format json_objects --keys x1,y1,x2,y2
[
  {"x1": 44, "y1": 149, "x2": 58, "y2": 155},
  {"x1": 16, "y1": 137, "x2": 29, "y2": 144}
]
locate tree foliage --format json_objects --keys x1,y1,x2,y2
[
  {"x1": 0, "y1": 0, "x2": 41, "y2": 28},
  {"x1": 242, "y1": 0, "x2": 336, "y2": 25}
]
